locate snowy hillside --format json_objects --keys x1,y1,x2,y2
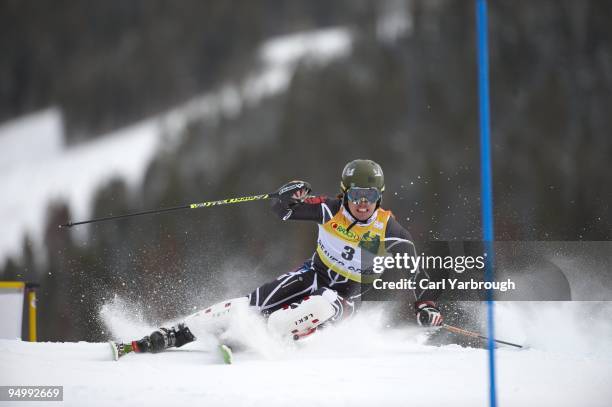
[
  {"x1": 1, "y1": 302, "x2": 611, "y2": 407},
  {"x1": 0, "y1": 109, "x2": 161, "y2": 265},
  {"x1": 0, "y1": 27, "x2": 352, "y2": 266}
]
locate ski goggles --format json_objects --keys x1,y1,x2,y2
[{"x1": 345, "y1": 187, "x2": 381, "y2": 204}]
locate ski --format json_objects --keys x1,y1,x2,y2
[
  {"x1": 219, "y1": 344, "x2": 233, "y2": 364},
  {"x1": 109, "y1": 341, "x2": 134, "y2": 361},
  {"x1": 110, "y1": 340, "x2": 234, "y2": 364}
]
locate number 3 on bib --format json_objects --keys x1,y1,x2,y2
[{"x1": 341, "y1": 246, "x2": 355, "y2": 260}]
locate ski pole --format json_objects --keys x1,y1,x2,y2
[
  {"x1": 59, "y1": 192, "x2": 277, "y2": 228},
  {"x1": 442, "y1": 324, "x2": 523, "y2": 349}
]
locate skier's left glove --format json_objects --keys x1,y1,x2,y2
[{"x1": 416, "y1": 301, "x2": 443, "y2": 327}]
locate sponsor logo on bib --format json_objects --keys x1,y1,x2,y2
[{"x1": 330, "y1": 222, "x2": 360, "y2": 242}]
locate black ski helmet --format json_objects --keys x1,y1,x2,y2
[{"x1": 340, "y1": 159, "x2": 385, "y2": 197}]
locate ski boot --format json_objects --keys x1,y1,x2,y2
[{"x1": 110, "y1": 323, "x2": 196, "y2": 360}]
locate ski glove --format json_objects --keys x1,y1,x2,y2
[
  {"x1": 277, "y1": 180, "x2": 312, "y2": 206},
  {"x1": 416, "y1": 301, "x2": 443, "y2": 327}
]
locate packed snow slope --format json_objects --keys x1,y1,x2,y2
[{"x1": 1, "y1": 302, "x2": 611, "y2": 407}]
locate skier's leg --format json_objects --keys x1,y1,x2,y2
[
  {"x1": 125, "y1": 262, "x2": 326, "y2": 354},
  {"x1": 182, "y1": 262, "x2": 321, "y2": 335},
  {"x1": 182, "y1": 296, "x2": 252, "y2": 336},
  {"x1": 327, "y1": 290, "x2": 357, "y2": 322},
  {"x1": 266, "y1": 287, "x2": 355, "y2": 338},
  {"x1": 247, "y1": 262, "x2": 363, "y2": 338},
  {"x1": 248, "y1": 262, "x2": 320, "y2": 314},
  {"x1": 131, "y1": 322, "x2": 196, "y2": 354},
  {"x1": 125, "y1": 298, "x2": 250, "y2": 355}
]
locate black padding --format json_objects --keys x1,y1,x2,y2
[
  {"x1": 149, "y1": 331, "x2": 168, "y2": 353},
  {"x1": 174, "y1": 324, "x2": 196, "y2": 348}
]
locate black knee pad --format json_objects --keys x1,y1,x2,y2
[
  {"x1": 174, "y1": 323, "x2": 196, "y2": 348},
  {"x1": 149, "y1": 330, "x2": 169, "y2": 353}
]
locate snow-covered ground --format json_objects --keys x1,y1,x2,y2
[
  {"x1": 1, "y1": 302, "x2": 610, "y2": 407},
  {"x1": 0, "y1": 27, "x2": 353, "y2": 266}
]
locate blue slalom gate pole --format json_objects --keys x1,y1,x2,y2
[{"x1": 475, "y1": 1, "x2": 497, "y2": 406}]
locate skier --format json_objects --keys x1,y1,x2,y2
[{"x1": 111, "y1": 159, "x2": 443, "y2": 359}]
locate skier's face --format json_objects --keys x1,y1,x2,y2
[{"x1": 347, "y1": 200, "x2": 377, "y2": 221}]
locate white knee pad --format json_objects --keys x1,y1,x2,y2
[{"x1": 267, "y1": 293, "x2": 336, "y2": 338}]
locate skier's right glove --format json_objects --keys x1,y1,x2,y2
[
  {"x1": 275, "y1": 180, "x2": 312, "y2": 221},
  {"x1": 277, "y1": 180, "x2": 312, "y2": 206},
  {"x1": 416, "y1": 301, "x2": 443, "y2": 327}
]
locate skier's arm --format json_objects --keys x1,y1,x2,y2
[
  {"x1": 385, "y1": 217, "x2": 443, "y2": 326},
  {"x1": 385, "y1": 217, "x2": 430, "y2": 300}
]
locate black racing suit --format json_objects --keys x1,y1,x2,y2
[{"x1": 247, "y1": 195, "x2": 436, "y2": 320}]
